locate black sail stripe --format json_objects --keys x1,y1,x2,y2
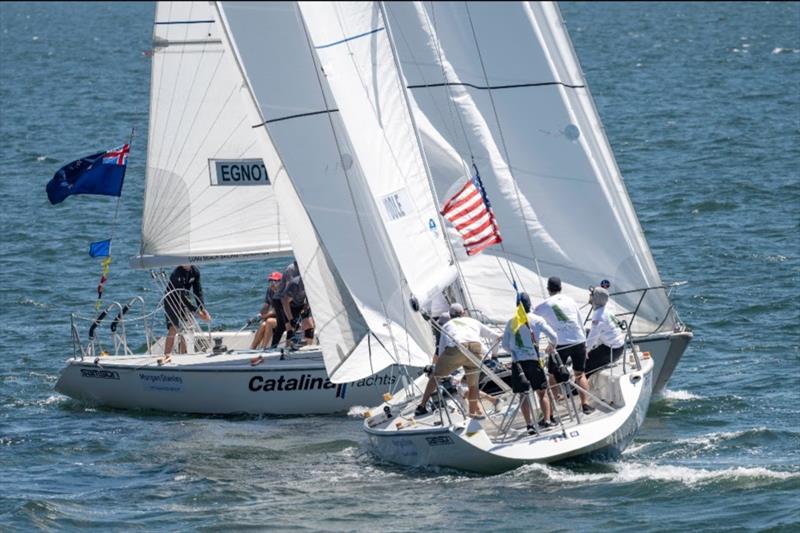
[
  {"x1": 406, "y1": 81, "x2": 585, "y2": 90},
  {"x1": 251, "y1": 109, "x2": 340, "y2": 128}
]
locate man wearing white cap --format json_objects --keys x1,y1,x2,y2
[
  {"x1": 585, "y1": 287, "x2": 626, "y2": 375},
  {"x1": 415, "y1": 303, "x2": 499, "y2": 417}
]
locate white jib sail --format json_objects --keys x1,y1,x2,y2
[
  {"x1": 385, "y1": 1, "x2": 674, "y2": 331},
  {"x1": 297, "y1": 1, "x2": 457, "y2": 308},
  {"x1": 218, "y1": 1, "x2": 437, "y2": 381},
  {"x1": 134, "y1": 1, "x2": 291, "y2": 269}
]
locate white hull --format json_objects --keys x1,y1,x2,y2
[
  {"x1": 364, "y1": 356, "x2": 653, "y2": 475},
  {"x1": 55, "y1": 344, "x2": 418, "y2": 415}
]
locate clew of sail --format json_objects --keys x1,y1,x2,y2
[
  {"x1": 385, "y1": 2, "x2": 675, "y2": 332},
  {"x1": 133, "y1": 1, "x2": 291, "y2": 269},
  {"x1": 218, "y1": 1, "x2": 439, "y2": 382}
]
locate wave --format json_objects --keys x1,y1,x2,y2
[
  {"x1": 659, "y1": 389, "x2": 702, "y2": 401},
  {"x1": 510, "y1": 461, "x2": 799, "y2": 487}
]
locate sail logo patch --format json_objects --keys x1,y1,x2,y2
[
  {"x1": 381, "y1": 189, "x2": 410, "y2": 221},
  {"x1": 210, "y1": 159, "x2": 270, "y2": 186}
]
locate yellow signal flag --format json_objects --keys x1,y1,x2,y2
[{"x1": 511, "y1": 302, "x2": 528, "y2": 333}]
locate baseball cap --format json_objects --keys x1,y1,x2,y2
[
  {"x1": 600, "y1": 279, "x2": 611, "y2": 289},
  {"x1": 268, "y1": 271, "x2": 283, "y2": 281},
  {"x1": 547, "y1": 276, "x2": 562, "y2": 293}
]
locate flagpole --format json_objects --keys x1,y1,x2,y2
[{"x1": 95, "y1": 127, "x2": 135, "y2": 310}]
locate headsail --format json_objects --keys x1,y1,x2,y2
[
  {"x1": 218, "y1": 1, "x2": 439, "y2": 381},
  {"x1": 298, "y1": 1, "x2": 457, "y2": 307},
  {"x1": 385, "y1": 2, "x2": 674, "y2": 331},
  {"x1": 134, "y1": 1, "x2": 291, "y2": 268}
]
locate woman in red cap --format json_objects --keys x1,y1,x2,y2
[{"x1": 250, "y1": 271, "x2": 286, "y2": 350}]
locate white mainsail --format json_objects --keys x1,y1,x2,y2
[
  {"x1": 134, "y1": 1, "x2": 291, "y2": 268},
  {"x1": 218, "y1": 1, "x2": 440, "y2": 381},
  {"x1": 385, "y1": 1, "x2": 675, "y2": 332}
]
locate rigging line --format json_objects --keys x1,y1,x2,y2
[
  {"x1": 415, "y1": 3, "x2": 475, "y2": 309},
  {"x1": 296, "y1": 3, "x2": 402, "y2": 367},
  {"x1": 141, "y1": 2, "x2": 176, "y2": 257},
  {"x1": 329, "y1": 5, "x2": 417, "y2": 359},
  {"x1": 382, "y1": 3, "x2": 475, "y2": 357},
  {"x1": 384, "y1": 1, "x2": 477, "y2": 313},
  {"x1": 160, "y1": 3, "x2": 214, "y2": 173},
  {"x1": 151, "y1": 1, "x2": 192, "y2": 193},
  {"x1": 144, "y1": 111, "x2": 254, "y2": 246},
  {"x1": 386, "y1": 4, "x2": 465, "y2": 162},
  {"x1": 426, "y1": 3, "x2": 475, "y2": 169},
  {"x1": 406, "y1": 80, "x2": 585, "y2": 91},
  {"x1": 146, "y1": 5, "x2": 214, "y2": 232},
  {"x1": 144, "y1": 85, "x2": 241, "y2": 243},
  {"x1": 161, "y1": 48, "x2": 227, "y2": 192},
  {"x1": 464, "y1": 2, "x2": 545, "y2": 298},
  {"x1": 332, "y1": 4, "x2": 452, "y2": 274}
]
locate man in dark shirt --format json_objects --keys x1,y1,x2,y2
[
  {"x1": 163, "y1": 264, "x2": 211, "y2": 354},
  {"x1": 281, "y1": 267, "x2": 315, "y2": 346}
]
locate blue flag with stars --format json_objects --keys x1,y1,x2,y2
[{"x1": 46, "y1": 144, "x2": 129, "y2": 205}]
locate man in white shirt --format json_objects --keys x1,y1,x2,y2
[
  {"x1": 534, "y1": 276, "x2": 595, "y2": 415},
  {"x1": 415, "y1": 303, "x2": 500, "y2": 418},
  {"x1": 585, "y1": 287, "x2": 626, "y2": 375},
  {"x1": 502, "y1": 293, "x2": 559, "y2": 433}
]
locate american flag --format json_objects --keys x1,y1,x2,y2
[{"x1": 440, "y1": 165, "x2": 502, "y2": 256}]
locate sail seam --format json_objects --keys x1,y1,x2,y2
[{"x1": 406, "y1": 81, "x2": 585, "y2": 90}]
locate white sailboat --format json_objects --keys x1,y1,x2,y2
[
  {"x1": 218, "y1": 0, "x2": 678, "y2": 472},
  {"x1": 54, "y1": 1, "x2": 422, "y2": 415},
  {"x1": 382, "y1": 1, "x2": 691, "y2": 395}
]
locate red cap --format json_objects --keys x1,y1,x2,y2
[{"x1": 268, "y1": 271, "x2": 283, "y2": 281}]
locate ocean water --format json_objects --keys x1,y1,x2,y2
[{"x1": 1, "y1": 2, "x2": 798, "y2": 531}]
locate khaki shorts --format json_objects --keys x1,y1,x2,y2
[{"x1": 434, "y1": 342, "x2": 482, "y2": 388}]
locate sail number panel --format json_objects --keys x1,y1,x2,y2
[{"x1": 209, "y1": 159, "x2": 270, "y2": 186}]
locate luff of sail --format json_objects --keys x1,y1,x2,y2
[
  {"x1": 218, "y1": 1, "x2": 438, "y2": 381},
  {"x1": 385, "y1": 2, "x2": 676, "y2": 333},
  {"x1": 134, "y1": 1, "x2": 291, "y2": 269}
]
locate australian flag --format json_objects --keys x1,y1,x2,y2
[{"x1": 46, "y1": 144, "x2": 129, "y2": 205}]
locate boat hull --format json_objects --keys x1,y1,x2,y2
[
  {"x1": 365, "y1": 358, "x2": 653, "y2": 474},
  {"x1": 55, "y1": 349, "x2": 417, "y2": 415},
  {"x1": 634, "y1": 330, "x2": 692, "y2": 395}
]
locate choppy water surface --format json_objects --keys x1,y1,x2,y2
[{"x1": 1, "y1": 2, "x2": 798, "y2": 531}]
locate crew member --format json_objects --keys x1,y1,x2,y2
[
  {"x1": 502, "y1": 292, "x2": 559, "y2": 433},
  {"x1": 163, "y1": 264, "x2": 211, "y2": 355},
  {"x1": 534, "y1": 276, "x2": 595, "y2": 415},
  {"x1": 415, "y1": 303, "x2": 500, "y2": 418},
  {"x1": 250, "y1": 271, "x2": 284, "y2": 350},
  {"x1": 585, "y1": 287, "x2": 626, "y2": 375}
]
